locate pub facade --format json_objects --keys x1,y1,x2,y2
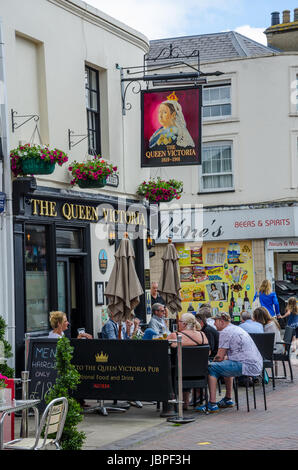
[{"x1": 1, "y1": 0, "x2": 151, "y2": 373}]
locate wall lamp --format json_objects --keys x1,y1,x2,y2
[
  {"x1": 146, "y1": 235, "x2": 155, "y2": 250},
  {"x1": 108, "y1": 230, "x2": 116, "y2": 246}
]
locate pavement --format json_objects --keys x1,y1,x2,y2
[{"x1": 16, "y1": 352, "x2": 298, "y2": 451}]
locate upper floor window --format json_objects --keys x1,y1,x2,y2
[
  {"x1": 200, "y1": 141, "x2": 234, "y2": 192},
  {"x1": 203, "y1": 84, "x2": 231, "y2": 120},
  {"x1": 85, "y1": 65, "x2": 101, "y2": 155}
]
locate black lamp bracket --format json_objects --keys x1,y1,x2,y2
[{"x1": 11, "y1": 109, "x2": 39, "y2": 133}]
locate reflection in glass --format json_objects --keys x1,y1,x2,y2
[{"x1": 25, "y1": 225, "x2": 49, "y2": 332}]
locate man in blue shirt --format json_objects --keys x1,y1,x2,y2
[
  {"x1": 239, "y1": 311, "x2": 263, "y2": 333},
  {"x1": 101, "y1": 312, "x2": 140, "y2": 339}
]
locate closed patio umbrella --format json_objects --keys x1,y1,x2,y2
[
  {"x1": 158, "y1": 238, "x2": 182, "y2": 318},
  {"x1": 104, "y1": 233, "x2": 144, "y2": 338}
]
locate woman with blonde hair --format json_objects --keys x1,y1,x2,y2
[
  {"x1": 279, "y1": 297, "x2": 298, "y2": 352},
  {"x1": 167, "y1": 313, "x2": 209, "y2": 347},
  {"x1": 48, "y1": 311, "x2": 69, "y2": 338},
  {"x1": 48, "y1": 311, "x2": 92, "y2": 339},
  {"x1": 253, "y1": 307, "x2": 283, "y2": 354},
  {"x1": 253, "y1": 279, "x2": 280, "y2": 317}
]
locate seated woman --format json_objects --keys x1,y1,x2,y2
[
  {"x1": 48, "y1": 311, "x2": 93, "y2": 339},
  {"x1": 167, "y1": 313, "x2": 209, "y2": 410},
  {"x1": 253, "y1": 307, "x2": 283, "y2": 354},
  {"x1": 167, "y1": 313, "x2": 209, "y2": 347}
]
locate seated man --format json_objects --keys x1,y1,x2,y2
[
  {"x1": 195, "y1": 312, "x2": 219, "y2": 358},
  {"x1": 239, "y1": 310, "x2": 264, "y2": 333},
  {"x1": 197, "y1": 312, "x2": 263, "y2": 413},
  {"x1": 148, "y1": 303, "x2": 170, "y2": 337},
  {"x1": 101, "y1": 311, "x2": 140, "y2": 339}
]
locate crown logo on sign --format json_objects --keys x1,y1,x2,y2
[
  {"x1": 167, "y1": 91, "x2": 178, "y2": 101},
  {"x1": 95, "y1": 352, "x2": 108, "y2": 363}
]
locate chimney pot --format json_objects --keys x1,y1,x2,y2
[
  {"x1": 271, "y1": 11, "x2": 280, "y2": 26},
  {"x1": 294, "y1": 8, "x2": 298, "y2": 21},
  {"x1": 282, "y1": 10, "x2": 291, "y2": 23}
]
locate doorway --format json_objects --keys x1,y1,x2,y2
[{"x1": 57, "y1": 257, "x2": 85, "y2": 338}]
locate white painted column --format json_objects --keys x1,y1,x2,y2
[{"x1": 0, "y1": 18, "x2": 15, "y2": 369}]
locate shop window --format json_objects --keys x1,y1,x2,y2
[
  {"x1": 85, "y1": 65, "x2": 101, "y2": 155},
  {"x1": 25, "y1": 225, "x2": 49, "y2": 332},
  {"x1": 199, "y1": 141, "x2": 234, "y2": 192},
  {"x1": 56, "y1": 228, "x2": 83, "y2": 251},
  {"x1": 203, "y1": 84, "x2": 231, "y2": 120}
]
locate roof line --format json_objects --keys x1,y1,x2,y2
[
  {"x1": 230, "y1": 31, "x2": 250, "y2": 57},
  {"x1": 149, "y1": 30, "x2": 237, "y2": 42}
]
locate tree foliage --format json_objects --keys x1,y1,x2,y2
[
  {"x1": 45, "y1": 336, "x2": 86, "y2": 450},
  {"x1": 0, "y1": 315, "x2": 14, "y2": 378}
]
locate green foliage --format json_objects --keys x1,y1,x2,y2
[
  {"x1": 0, "y1": 316, "x2": 14, "y2": 378},
  {"x1": 45, "y1": 336, "x2": 86, "y2": 450}
]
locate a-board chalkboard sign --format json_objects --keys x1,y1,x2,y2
[
  {"x1": 27, "y1": 338, "x2": 58, "y2": 411},
  {"x1": 27, "y1": 338, "x2": 170, "y2": 410},
  {"x1": 70, "y1": 339, "x2": 170, "y2": 402}
]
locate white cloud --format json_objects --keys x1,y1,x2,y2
[
  {"x1": 84, "y1": 0, "x2": 242, "y2": 39},
  {"x1": 235, "y1": 25, "x2": 267, "y2": 45},
  {"x1": 85, "y1": 0, "x2": 187, "y2": 39}
]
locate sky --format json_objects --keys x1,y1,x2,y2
[{"x1": 85, "y1": 0, "x2": 298, "y2": 44}]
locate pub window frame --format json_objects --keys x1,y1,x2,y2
[{"x1": 85, "y1": 64, "x2": 101, "y2": 155}]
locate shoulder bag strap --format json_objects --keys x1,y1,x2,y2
[{"x1": 180, "y1": 331, "x2": 201, "y2": 346}]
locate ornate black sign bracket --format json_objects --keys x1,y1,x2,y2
[{"x1": 117, "y1": 45, "x2": 224, "y2": 115}]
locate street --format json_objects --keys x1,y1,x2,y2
[{"x1": 71, "y1": 354, "x2": 298, "y2": 451}]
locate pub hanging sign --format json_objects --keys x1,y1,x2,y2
[{"x1": 141, "y1": 86, "x2": 202, "y2": 168}]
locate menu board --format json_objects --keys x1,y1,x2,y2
[{"x1": 177, "y1": 240, "x2": 254, "y2": 314}]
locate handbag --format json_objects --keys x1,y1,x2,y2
[{"x1": 252, "y1": 292, "x2": 261, "y2": 311}]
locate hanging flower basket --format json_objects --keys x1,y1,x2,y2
[
  {"x1": 136, "y1": 177, "x2": 183, "y2": 203},
  {"x1": 10, "y1": 144, "x2": 68, "y2": 177},
  {"x1": 77, "y1": 177, "x2": 107, "y2": 189},
  {"x1": 68, "y1": 156, "x2": 117, "y2": 188},
  {"x1": 21, "y1": 158, "x2": 55, "y2": 175}
]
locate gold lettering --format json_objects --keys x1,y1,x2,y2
[
  {"x1": 49, "y1": 201, "x2": 57, "y2": 217},
  {"x1": 85, "y1": 206, "x2": 92, "y2": 221},
  {"x1": 39, "y1": 200, "x2": 49, "y2": 217},
  {"x1": 71, "y1": 204, "x2": 78, "y2": 219},
  {"x1": 91, "y1": 207, "x2": 98, "y2": 221},
  {"x1": 62, "y1": 203, "x2": 72, "y2": 220},
  {"x1": 31, "y1": 199, "x2": 39, "y2": 216},
  {"x1": 139, "y1": 213, "x2": 146, "y2": 226},
  {"x1": 79, "y1": 205, "x2": 86, "y2": 220},
  {"x1": 102, "y1": 208, "x2": 108, "y2": 222},
  {"x1": 111, "y1": 209, "x2": 116, "y2": 223}
]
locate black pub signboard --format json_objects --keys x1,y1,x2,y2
[{"x1": 70, "y1": 339, "x2": 169, "y2": 402}]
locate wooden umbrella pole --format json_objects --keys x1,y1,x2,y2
[{"x1": 118, "y1": 320, "x2": 122, "y2": 339}]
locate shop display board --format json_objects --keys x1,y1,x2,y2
[{"x1": 177, "y1": 240, "x2": 254, "y2": 315}]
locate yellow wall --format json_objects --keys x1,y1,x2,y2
[{"x1": 177, "y1": 240, "x2": 254, "y2": 314}]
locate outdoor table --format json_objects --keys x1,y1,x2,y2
[{"x1": 0, "y1": 399, "x2": 40, "y2": 450}]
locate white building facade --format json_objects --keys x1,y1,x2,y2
[
  {"x1": 0, "y1": 0, "x2": 151, "y2": 373},
  {"x1": 147, "y1": 31, "x2": 298, "y2": 314}
]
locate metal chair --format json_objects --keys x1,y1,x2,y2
[
  {"x1": 273, "y1": 326, "x2": 295, "y2": 382},
  {"x1": 3, "y1": 397, "x2": 68, "y2": 450},
  {"x1": 173, "y1": 345, "x2": 210, "y2": 412},
  {"x1": 250, "y1": 333, "x2": 276, "y2": 390}
]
